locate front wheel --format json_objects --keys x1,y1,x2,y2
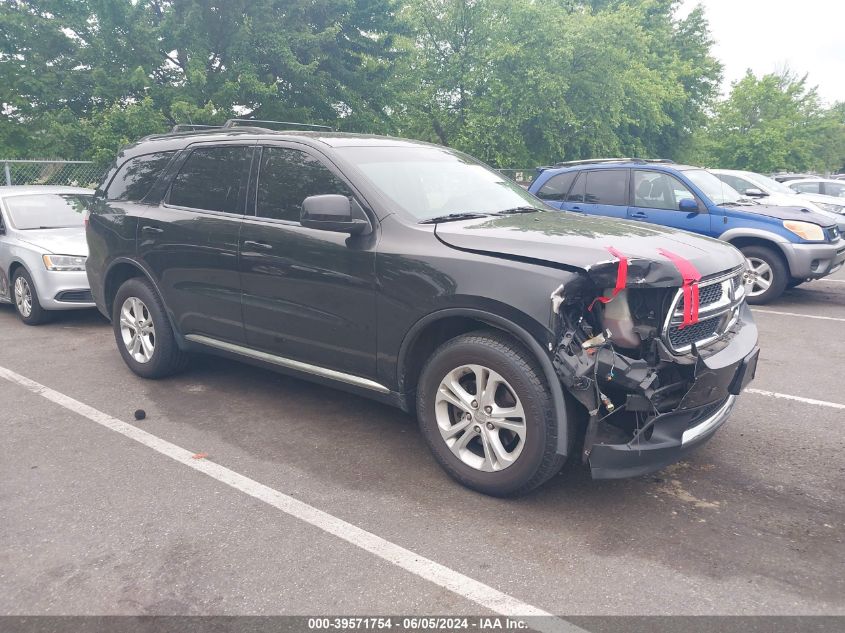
[
  {"x1": 416, "y1": 331, "x2": 566, "y2": 497},
  {"x1": 740, "y1": 245, "x2": 788, "y2": 305},
  {"x1": 112, "y1": 277, "x2": 189, "y2": 379},
  {"x1": 12, "y1": 268, "x2": 49, "y2": 325}
]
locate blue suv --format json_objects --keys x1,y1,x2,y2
[{"x1": 529, "y1": 159, "x2": 845, "y2": 303}]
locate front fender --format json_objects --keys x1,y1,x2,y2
[{"x1": 397, "y1": 306, "x2": 572, "y2": 457}]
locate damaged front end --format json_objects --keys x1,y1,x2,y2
[{"x1": 550, "y1": 257, "x2": 760, "y2": 479}]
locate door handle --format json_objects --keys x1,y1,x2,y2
[
  {"x1": 571, "y1": 205, "x2": 582, "y2": 211},
  {"x1": 141, "y1": 225, "x2": 163, "y2": 234},
  {"x1": 629, "y1": 211, "x2": 648, "y2": 219},
  {"x1": 243, "y1": 240, "x2": 273, "y2": 251}
]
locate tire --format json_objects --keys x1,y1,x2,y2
[
  {"x1": 12, "y1": 268, "x2": 50, "y2": 325},
  {"x1": 740, "y1": 245, "x2": 789, "y2": 305},
  {"x1": 416, "y1": 330, "x2": 566, "y2": 497},
  {"x1": 112, "y1": 277, "x2": 189, "y2": 378}
]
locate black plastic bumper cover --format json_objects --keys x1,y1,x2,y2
[{"x1": 589, "y1": 305, "x2": 759, "y2": 479}]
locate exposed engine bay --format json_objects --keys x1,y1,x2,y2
[{"x1": 549, "y1": 258, "x2": 751, "y2": 464}]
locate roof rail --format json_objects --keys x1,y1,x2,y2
[
  {"x1": 552, "y1": 158, "x2": 676, "y2": 167},
  {"x1": 222, "y1": 118, "x2": 334, "y2": 131},
  {"x1": 169, "y1": 119, "x2": 334, "y2": 134},
  {"x1": 170, "y1": 124, "x2": 221, "y2": 133}
]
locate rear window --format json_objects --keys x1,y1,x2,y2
[
  {"x1": 536, "y1": 172, "x2": 577, "y2": 201},
  {"x1": 168, "y1": 146, "x2": 250, "y2": 213},
  {"x1": 106, "y1": 151, "x2": 176, "y2": 201},
  {"x1": 584, "y1": 170, "x2": 628, "y2": 206}
]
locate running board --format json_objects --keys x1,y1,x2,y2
[{"x1": 185, "y1": 334, "x2": 390, "y2": 394}]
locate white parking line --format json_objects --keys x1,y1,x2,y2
[
  {"x1": 751, "y1": 309, "x2": 845, "y2": 322},
  {"x1": 0, "y1": 365, "x2": 582, "y2": 633},
  {"x1": 745, "y1": 388, "x2": 845, "y2": 410}
]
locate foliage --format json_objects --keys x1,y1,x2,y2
[
  {"x1": 694, "y1": 70, "x2": 845, "y2": 174},
  {"x1": 0, "y1": 0, "x2": 841, "y2": 174}
]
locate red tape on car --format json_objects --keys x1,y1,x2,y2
[
  {"x1": 588, "y1": 247, "x2": 628, "y2": 311},
  {"x1": 658, "y1": 249, "x2": 702, "y2": 328}
]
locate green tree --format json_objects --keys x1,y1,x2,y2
[
  {"x1": 390, "y1": 0, "x2": 721, "y2": 167},
  {"x1": 1, "y1": 0, "x2": 402, "y2": 160},
  {"x1": 697, "y1": 70, "x2": 845, "y2": 173}
]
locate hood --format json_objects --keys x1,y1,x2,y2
[
  {"x1": 727, "y1": 202, "x2": 835, "y2": 227},
  {"x1": 434, "y1": 211, "x2": 745, "y2": 289},
  {"x1": 15, "y1": 227, "x2": 88, "y2": 256},
  {"x1": 756, "y1": 194, "x2": 845, "y2": 230},
  {"x1": 792, "y1": 191, "x2": 845, "y2": 208}
]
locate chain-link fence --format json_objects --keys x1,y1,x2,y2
[
  {"x1": 497, "y1": 168, "x2": 538, "y2": 188},
  {"x1": 2, "y1": 160, "x2": 106, "y2": 188}
]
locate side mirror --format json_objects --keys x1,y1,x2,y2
[
  {"x1": 300, "y1": 195, "x2": 370, "y2": 235},
  {"x1": 744, "y1": 188, "x2": 766, "y2": 198},
  {"x1": 678, "y1": 198, "x2": 699, "y2": 212}
]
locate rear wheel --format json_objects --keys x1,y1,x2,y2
[
  {"x1": 112, "y1": 277, "x2": 188, "y2": 378},
  {"x1": 12, "y1": 268, "x2": 49, "y2": 325},
  {"x1": 416, "y1": 331, "x2": 565, "y2": 497},
  {"x1": 740, "y1": 245, "x2": 788, "y2": 304}
]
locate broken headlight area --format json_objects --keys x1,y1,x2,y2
[{"x1": 549, "y1": 265, "x2": 755, "y2": 467}]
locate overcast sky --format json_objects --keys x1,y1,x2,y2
[{"x1": 679, "y1": 0, "x2": 845, "y2": 105}]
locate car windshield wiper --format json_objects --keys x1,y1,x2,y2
[{"x1": 419, "y1": 212, "x2": 492, "y2": 224}]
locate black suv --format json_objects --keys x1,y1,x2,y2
[{"x1": 87, "y1": 125, "x2": 760, "y2": 496}]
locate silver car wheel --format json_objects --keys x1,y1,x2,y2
[
  {"x1": 119, "y1": 297, "x2": 156, "y2": 364},
  {"x1": 744, "y1": 257, "x2": 773, "y2": 297},
  {"x1": 434, "y1": 364, "x2": 527, "y2": 472},
  {"x1": 13, "y1": 276, "x2": 33, "y2": 318}
]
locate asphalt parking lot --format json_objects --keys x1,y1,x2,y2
[{"x1": 1, "y1": 268, "x2": 844, "y2": 623}]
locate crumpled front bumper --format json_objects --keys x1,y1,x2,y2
[{"x1": 588, "y1": 304, "x2": 760, "y2": 479}]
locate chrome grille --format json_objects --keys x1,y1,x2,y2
[{"x1": 662, "y1": 266, "x2": 746, "y2": 354}]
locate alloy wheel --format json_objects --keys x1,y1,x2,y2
[
  {"x1": 13, "y1": 276, "x2": 33, "y2": 318},
  {"x1": 744, "y1": 257, "x2": 774, "y2": 298},
  {"x1": 434, "y1": 364, "x2": 527, "y2": 472},
  {"x1": 119, "y1": 297, "x2": 156, "y2": 363}
]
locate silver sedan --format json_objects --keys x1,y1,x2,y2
[{"x1": 0, "y1": 186, "x2": 95, "y2": 325}]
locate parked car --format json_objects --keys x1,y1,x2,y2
[
  {"x1": 529, "y1": 160, "x2": 844, "y2": 303},
  {"x1": 772, "y1": 173, "x2": 816, "y2": 182},
  {"x1": 784, "y1": 178, "x2": 845, "y2": 215},
  {"x1": 0, "y1": 186, "x2": 95, "y2": 324},
  {"x1": 711, "y1": 169, "x2": 845, "y2": 233},
  {"x1": 87, "y1": 126, "x2": 760, "y2": 496}
]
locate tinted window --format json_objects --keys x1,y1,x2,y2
[
  {"x1": 790, "y1": 182, "x2": 820, "y2": 194},
  {"x1": 169, "y1": 146, "x2": 250, "y2": 213},
  {"x1": 107, "y1": 151, "x2": 176, "y2": 201},
  {"x1": 536, "y1": 172, "x2": 577, "y2": 201},
  {"x1": 633, "y1": 171, "x2": 696, "y2": 210},
  {"x1": 4, "y1": 194, "x2": 91, "y2": 230},
  {"x1": 256, "y1": 147, "x2": 353, "y2": 222},
  {"x1": 566, "y1": 173, "x2": 586, "y2": 202},
  {"x1": 584, "y1": 170, "x2": 628, "y2": 205}
]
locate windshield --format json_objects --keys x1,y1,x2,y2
[
  {"x1": 685, "y1": 169, "x2": 743, "y2": 205},
  {"x1": 4, "y1": 193, "x2": 91, "y2": 230},
  {"x1": 742, "y1": 172, "x2": 794, "y2": 195},
  {"x1": 335, "y1": 146, "x2": 545, "y2": 221}
]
